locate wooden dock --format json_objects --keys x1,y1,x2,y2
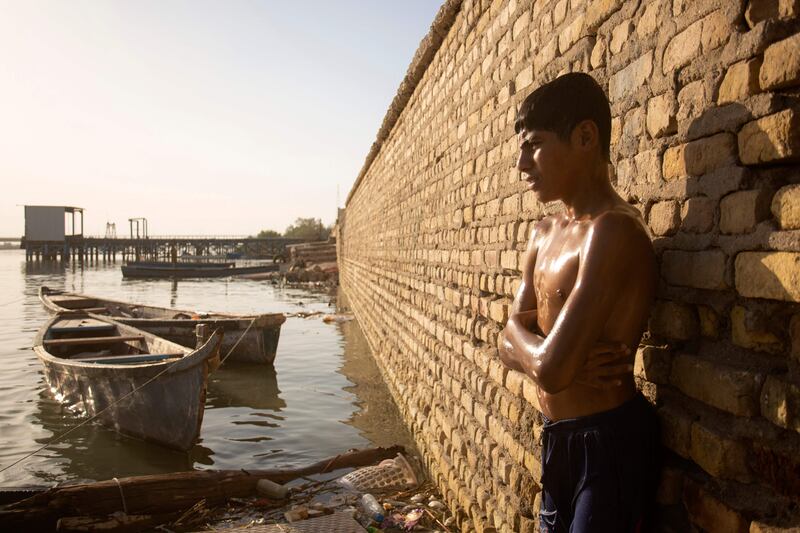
[{"x1": 19, "y1": 235, "x2": 307, "y2": 263}]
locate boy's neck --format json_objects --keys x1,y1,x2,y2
[{"x1": 562, "y1": 161, "x2": 618, "y2": 220}]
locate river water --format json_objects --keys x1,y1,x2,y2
[{"x1": 0, "y1": 249, "x2": 414, "y2": 488}]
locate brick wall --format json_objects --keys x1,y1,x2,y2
[{"x1": 339, "y1": 1, "x2": 800, "y2": 531}]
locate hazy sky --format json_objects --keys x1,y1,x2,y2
[{"x1": 0, "y1": 1, "x2": 442, "y2": 237}]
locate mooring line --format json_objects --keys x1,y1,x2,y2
[
  {"x1": 0, "y1": 296, "x2": 26, "y2": 307},
  {"x1": 0, "y1": 318, "x2": 257, "y2": 475}
]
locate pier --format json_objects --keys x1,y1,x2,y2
[{"x1": 20, "y1": 235, "x2": 306, "y2": 263}]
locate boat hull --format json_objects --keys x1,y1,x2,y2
[
  {"x1": 115, "y1": 316, "x2": 282, "y2": 364},
  {"x1": 121, "y1": 264, "x2": 279, "y2": 278},
  {"x1": 39, "y1": 287, "x2": 284, "y2": 364},
  {"x1": 33, "y1": 315, "x2": 223, "y2": 451}
]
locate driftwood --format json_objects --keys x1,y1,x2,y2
[{"x1": 2, "y1": 446, "x2": 404, "y2": 531}]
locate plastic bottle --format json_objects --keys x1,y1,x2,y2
[
  {"x1": 256, "y1": 478, "x2": 289, "y2": 499},
  {"x1": 360, "y1": 493, "x2": 384, "y2": 523}
]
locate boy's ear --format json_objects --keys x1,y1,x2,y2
[{"x1": 574, "y1": 120, "x2": 599, "y2": 151}]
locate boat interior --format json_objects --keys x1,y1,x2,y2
[
  {"x1": 43, "y1": 316, "x2": 183, "y2": 364},
  {"x1": 46, "y1": 291, "x2": 209, "y2": 320}
]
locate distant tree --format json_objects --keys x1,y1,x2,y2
[
  {"x1": 255, "y1": 229, "x2": 281, "y2": 238},
  {"x1": 284, "y1": 217, "x2": 330, "y2": 241}
]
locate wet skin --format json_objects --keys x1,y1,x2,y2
[{"x1": 499, "y1": 121, "x2": 657, "y2": 421}]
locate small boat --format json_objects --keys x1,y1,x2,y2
[
  {"x1": 121, "y1": 261, "x2": 279, "y2": 278},
  {"x1": 40, "y1": 286, "x2": 285, "y2": 364},
  {"x1": 33, "y1": 313, "x2": 223, "y2": 450}
]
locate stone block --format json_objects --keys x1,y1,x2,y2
[
  {"x1": 649, "y1": 300, "x2": 699, "y2": 340},
  {"x1": 760, "y1": 32, "x2": 800, "y2": 90},
  {"x1": 683, "y1": 479, "x2": 750, "y2": 533},
  {"x1": 521, "y1": 376, "x2": 541, "y2": 412},
  {"x1": 791, "y1": 314, "x2": 800, "y2": 363},
  {"x1": 731, "y1": 305, "x2": 783, "y2": 354},
  {"x1": 663, "y1": 19, "x2": 702, "y2": 74},
  {"x1": 677, "y1": 80, "x2": 708, "y2": 125},
  {"x1": 590, "y1": 37, "x2": 606, "y2": 68},
  {"x1": 700, "y1": 10, "x2": 730, "y2": 53},
  {"x1": 658, "y1": 405, "x2": 693, "y2": 458},
  {"x1": 637, "y1": 0, "x2": 664, "y2": 39},
  {"x1": 512, "y1": 10, "x2": 529, "y2": 40},
  {"x1": 489, "y1": 299, "x2": 510, "y2": 324},
  {"x1": 681, "y1": 196, "x2": 715, "y2": 233},
  {"x1": 670, "y1": 353, "x2": 762, "y2": 416},
  {"x1": 735, "y1": 252, "x2": 800, "y2": 302},
  {"x1": 634, "y1": 149, "x2": 661, "y2": 183},
  {"x1": 698, "y1": 305, "x2": 720, "y2": 338},
  {"x1": 718, "y1": 58, "x2": 763, "y2": 105},
  {"x1": 609, "y1": 51, "x2": 653, "y2": 102},
  {"x1": 720, "y1": 189, "x2": 772, "y2": 234},
  {"x1": 500, "y1": 250, "x2": 518, "y2": 271},
  {"x1": 665, "y1": 133, "x2": 739, "y2": 180},
  {"x1": 746, "y1": 0, "x2": 800, "y2": 27},
  {"x1": 634, "y1": 345, "x2": 672, "y2": 384},
  {"x1": 584, "y1": 0, "x2": 624, "y2": 32},
  {"x1": 761, "y1": 374, "x2": 800, "y2": 433},
  {"x1": 515, "y1": 66, "x2": 533, "y2": 93},
  {"x1": 690, "y1": 420, "x2": 751, "y2": 482},
  {"x1": 646, "y1": 93, "x2": 677, "y2": 138},
  {"x1": 750, "y1": 520, "x2": 800, "y2": 532},
  {"x1": 649, "y1": 200, "x2": 681, "y2": 236},
  {"x1": 609, "y1": 19, "x2": 633, "y2": 54},
  {"x1": 771, "y1": 184, "x2": 800, "y2": 230},
  {"x1": 739, "y1": 109, "x2": 800, "y2": 165},
  {"x1": 558, "y1": 13, "x2": 585, "y2": 53},
  {"x1": 662, "y1": 249, "x2": 728, "y2": 290}
]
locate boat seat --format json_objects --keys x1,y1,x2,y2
[
  {"x1": 71, "y1": 353, "x2": 183, "y2": 364},
  {"x1": 50, "y1": 321, "x2": 116, "y2": 334},
  {"x1": 43, "y1": 335, "x2": 145, "y2": 347}
]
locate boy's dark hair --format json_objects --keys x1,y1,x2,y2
[{"x1": 514, "y1": 72, "x2": 612, "y2": 161}]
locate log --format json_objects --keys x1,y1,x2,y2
[
  {"x1": 3, "y1": 446, "x2": 404, "y2": 530},
  {"x1": 56, "y1": 513, "x2": 168, "y2": 532}
]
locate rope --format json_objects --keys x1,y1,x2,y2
[
  {"x1": 215, "y1": 318, "x2": 257, "y2": 368},
  {"x1": 113, "y1": 477, "x2": 128, "y2": 515},
  {"x1": 0, "y1": 318, "x2": 257, "y2": 475},
  {"x1": 0, "y1": 296, "x2": 25, "y2": 307}
]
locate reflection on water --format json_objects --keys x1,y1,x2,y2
[
  {"x1": 207, "y1": 363, "x2": 286, "y2": 411},
  {"x1": 0, "y1": 250, "x2": 415, "y2": 486}
]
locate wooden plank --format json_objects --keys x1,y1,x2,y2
[
  {"x1": 72, "y1": 353, "x2": 181, "y2": 364},
  {"x1": 50, "y1": 322, "x2": 115, "y2": 334},
  {"x1": 43, "y1": 335, "x2": 144, "y2": 347}
]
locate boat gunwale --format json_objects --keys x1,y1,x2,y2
[
  {"x1": 33, "y1": 313, "x2": 222, "y2": 372},
  {"x1": 39, "y1": 287, "x2": 286, "y2": 327}
]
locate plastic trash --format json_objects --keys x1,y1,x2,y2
[
  {"x1": 338, "y1": 453, "x2": 418, "y2": 492},
  {"x1": 360, "y1": 493, "x2": 384, "y2": 523},
  {"x1": 256, "y1": 478, "x2": 289, "y2": 499}
]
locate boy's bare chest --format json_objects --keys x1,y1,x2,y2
[{"x1": 533, "y1": 224, "x2": 588, "y2": 332}]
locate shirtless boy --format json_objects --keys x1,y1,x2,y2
[{"x1": 499, "y1": 72, "x2": 660, "y2": 532}]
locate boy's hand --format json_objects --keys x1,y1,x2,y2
[{"x1": 575, "y1": 341, "x2": 632, "y2": 389}]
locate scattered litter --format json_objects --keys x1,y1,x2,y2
[
  {"x1": 156, "y1": 454, "x2": 457, "y2": 532},
  {"x1": 257, "y1": 478, "x2": 290, "y2": 499},
  {"x1": 337, "y1": 453, "x2": 418, "y2": 493},
  {"x1": 322, "y1": 313, "x2": 354, "y2": 323}
]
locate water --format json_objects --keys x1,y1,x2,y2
[{"x1": 0, "y1": 249, "x2": 414, "y2": 487}]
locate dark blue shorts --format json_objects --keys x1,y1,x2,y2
[{"x1": 539, "y1": 394, "x2": 660, "y2": 533}]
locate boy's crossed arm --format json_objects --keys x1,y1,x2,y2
[{"x1": 499, "y1": 214, "x2": 637, "y2": 393}]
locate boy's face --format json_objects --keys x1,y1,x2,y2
[{"x1": 516, "y1": 128, "x2": 580, "y2": 204}]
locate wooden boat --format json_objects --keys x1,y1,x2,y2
[
  {"x1": 33, "y1": 314, "x2": 223, "y2": 450},
  {"x1": 40, "y1": 286, "x2": 285, "y2": 364},
  {"x1": 121, "y1": 262, "x2": 279, "y2": 278}
]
